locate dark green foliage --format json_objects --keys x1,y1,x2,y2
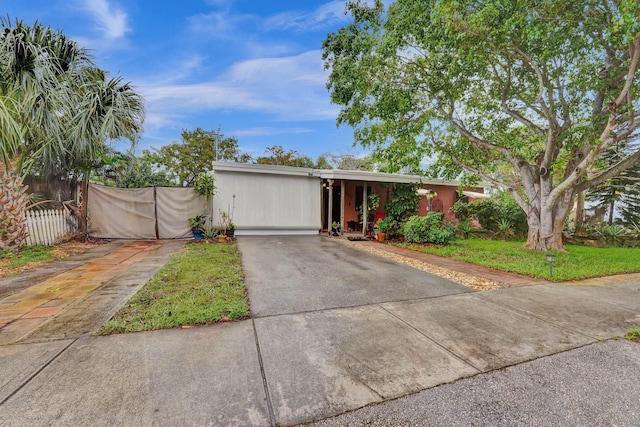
[
  {"x1": 402, "y1": 213, "x2": 456, "y2": 245},
  {"x1": 454, "y1": 192, "x2": 528, "y2": 237},
  {"x1": 375, "y1": 216, "x2": 396, "y2": 233},
  {"x1": 255, "y1": 145, "x2": 315, "y2": 168},
  {"x1": 383, "y1": 183, "x2": 420, "y2": 235}
]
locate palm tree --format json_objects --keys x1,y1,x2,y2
[{"x1": 0, "y1": 17, "x2": 144, "y2": 250}]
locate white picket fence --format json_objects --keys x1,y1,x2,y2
[{"x1": 25, "y1": 209, "x2": 78, "y2": 246}]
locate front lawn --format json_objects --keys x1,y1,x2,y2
[
  {"x1": 393, "y1": 239, "x2": 640, "y2": 281},
  {"x1": 98, "y1": 242, "x2": 250, "y2": 334}
]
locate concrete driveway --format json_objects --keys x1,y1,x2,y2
[
  {"x1": 239, "y1": 235, "x2": 471, "y2": 316},
  {"x1": 1, "y1": 236, "x2": 639, "y2": 426}
]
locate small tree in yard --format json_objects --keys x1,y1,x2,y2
[{"x1": 323, "y1": 0, "x2": 640, "y2": 251}]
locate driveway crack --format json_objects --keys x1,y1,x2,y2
[
  {"x1": 0, "y1": 338, "x2": 77, "y2": 407},
  {"x1": 377, "y1": 304, "x2": 483, "y2": 373},
  {"x1": 252, "y1": 318, "x2": 276, "y2": 427}
]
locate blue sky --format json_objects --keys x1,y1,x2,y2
[{"x1": 3, "y1": 0, "x2": 366, "y2": 160}]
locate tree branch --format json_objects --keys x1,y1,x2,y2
[
  {"x1": 576, "y1": 148, "x2": 640, "y2": 192},
  {"x1": 613, "y1": 36, "x2": 640, "y2": 107}
]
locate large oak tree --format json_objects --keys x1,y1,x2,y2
[{"x1": 323, "y1": 0, "x2": 640, "y2": 250}]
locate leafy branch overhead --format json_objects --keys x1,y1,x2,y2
[{"x1": 323, "y1": 0, "x2": 640, "y2": 250}]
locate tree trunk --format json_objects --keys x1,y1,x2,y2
[
  {"x1": 524, "y1": 209, "x2": 566, "y2": 251},
  {"x1": 0, "y1": 163, "x2": 30, "y2": 251},
  {"x1": 522, "y1": 181, "x2": 573, "y2": 252},
  {"x1": 608, "y1": 197, "x2": 615, "y2": 224},
  {"x1": 575, "y1": 191, "x2": 585, "y2": 234}
]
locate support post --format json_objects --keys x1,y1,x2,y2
[
  {"x1": 340, "y1": 180, "x2": 345, "y2": 232},
  {"x1": 327, "y1": 179, "x2": 334, "y2": 235},
  {"x1": 362, "y1": 182, "x2": 368, "y2": 237}
]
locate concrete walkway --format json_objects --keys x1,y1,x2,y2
[
  {"x1": 0, "y1": 236, "x2": 639, "y2": 426},
  {"x1": 0, "y1": 240, "x2": 185, "y2": 345}
]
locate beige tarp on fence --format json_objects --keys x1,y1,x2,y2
[{"x1": 87, "y1": 184, "x2": 206, "y2": 239}]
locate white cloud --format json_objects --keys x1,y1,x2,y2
[
  {"x1": 264, "y1": 1, "x2": 349, "y2": 32},
  {"x1": 187, "y1": 10, "x2": 255, "y2": 40},
  {"x1": 77, "y1": 0, "x2": 129, "y2": 40},
  {"x1": 141, "y1": 50, "x2": 338, "y2": 122}
]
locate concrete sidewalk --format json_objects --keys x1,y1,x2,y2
[{"x1": 0, "y1": 236, "x2": 639, "y2": 426}]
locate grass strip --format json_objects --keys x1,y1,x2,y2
[
  {"x1": 392, "y1": 238, "x2": 640, "y2": 281},
  {"x1": 0, "y1": 245, "x2": 54, "y2": 271},
  {"x1": 98, "y1": 242, "x2": 250, "y2": 334}
]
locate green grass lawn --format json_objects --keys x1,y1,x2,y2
[
  {"x1": 1, "y1": 245, "x2": 54, "y2": 270},
  {"x1": 98, "y1": 242, "x2": 250, "y2": 334},
  {"x1": 393, "y1": 238, "x2": 640, "y2": 281}
]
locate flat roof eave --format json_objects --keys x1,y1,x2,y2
[{"x1": 212, "y1": 161, "x2": 488, "y2": 188}]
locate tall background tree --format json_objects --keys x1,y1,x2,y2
[
  {"x1": 255, "y1": 145, "x2": 315, "y2": 168},
  {"x1": 323, "y1": 0, "x2": 640, "y2": 250},
  {"x1": 143, "y1": 127, "x2": 249, "y2": 186},
  {"x1": 0, "y1": 17, "x2": 144, "y2": 250},
  {"x1": 587, "y1": 140, "x2": 640, "y2": 225}
]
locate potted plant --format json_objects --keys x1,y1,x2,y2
[
  {"x1": 375, "y1": 217, "x2": 393, "y2": 241},
  {"x1": 188, "y1": 215, "x2": 206, "y2": 240},
  {"x1": 331, "y1": 221, "x2": 342, "y2": 236},
  {"x1": 226, "y1": 222, "x2": 236, "y2": 239},
  {"x1": 218, "y1": 210, "x2": 230, "y2": 243}
]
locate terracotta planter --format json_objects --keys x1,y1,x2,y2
[
  {"x1": 377, "y1": 232, "x2": 386, "y2": 242},
  {"x1": 217, "y1": 235, "x2": 229, "y2": 243}
]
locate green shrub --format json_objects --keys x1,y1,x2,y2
[
  {"x1": 402, "y1": 213, "x2": 456, "y2": 245},
  {"x1": 453, "y1": 191, "x2": 527, "y2": 237},
  {"x1": 596, "y1": 223, "x2": 627, "y2": 246},
  {"x1": 375, "y1": 216, "x2": 396, "y2": 233},
  {"x1": 384, "y1": 183, "x2": 420, "y2": 236},
  {"x1": 456, "y1": 219, "x2": 472, "y2": 239}
]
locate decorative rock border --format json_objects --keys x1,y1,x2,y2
[{"x1": 340, "y1": 239, "x2": 502, "y2": 291}]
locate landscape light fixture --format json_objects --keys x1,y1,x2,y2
[
  {"x1": 545, "y1": 253, "x2": 555, "y2": 277},
  {"x1": 417, "y1": 189, "x2": 437, "y2": 212}
]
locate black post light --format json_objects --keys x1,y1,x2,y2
[{"x1": 545, "y1": 253, "x2": 555, "y2": 277}]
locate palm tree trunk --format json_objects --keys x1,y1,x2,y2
[{"x1": 0, "y1": 162, "x2": 30, "y2": 251}]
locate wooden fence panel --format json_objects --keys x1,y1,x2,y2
[{"x1": 25, "y1": 209, "x2": 78, "y2": 246}]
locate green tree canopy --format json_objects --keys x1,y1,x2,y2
[
  {"x1": 142, "y1": 127, "x2": 249, "y2": 186},
  {"x1": 255, "y1": 145, "x2": 315, "y2": 168},
  {"x1": 323, "y1": 0, "x2": 640, "y2": 250}
]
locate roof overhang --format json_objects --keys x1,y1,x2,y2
[{"x1": 212, "y1": 161, "x2": 489, "y2": 189}]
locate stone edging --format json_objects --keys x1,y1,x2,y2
[{"x1": 339, "y1": 239, "x2": 502, "y2": 291}]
